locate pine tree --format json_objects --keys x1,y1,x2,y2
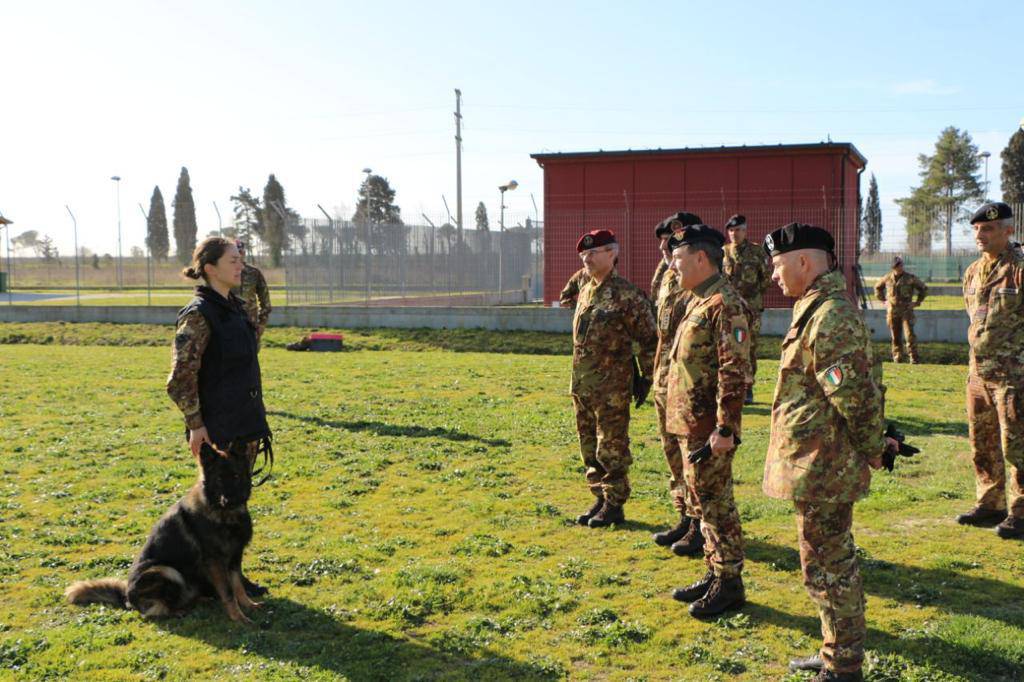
[
  {"x1": 173, "y1": 167, "x2": 198, "y2": 264},
  {"x1": 475, "y1": 201, "x2": 489, "y2": 231},
  {"x1": 146, "y1": 186, "x2": 169, "y2": 261},
  {"x1": 862, "y1": 174, "x2": 882, "y2": 254},
  {"x1": 351, "y1": 174, "x2": 403, "y2": 255},
  {"x1": 230, "y1": 186, "x2": 264, "y2": 247},
  {"x1": 262, "y1": 174, "x2": 287, "y2": 266},
  {"x1": 898, "y1": 127, "x2": 983, "y2": 256},
  {"x1": 1001, "y1": 128, "x2": 1024, "y2": 206}
]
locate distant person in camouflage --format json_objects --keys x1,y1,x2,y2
[
  {"x1": 663, "y1": 225, "x2": 752, "y2": 619},
  {"x1": 649, "y1": 212, "x2": 705, "y2": 556},
  {"x1": 232, "y1": 240, "x2": 272, "y2": 346},
  {"x1": 956, "y1": 202, "x2": 1024, "y2": 540},
  {"x1": 559, "y1": 267, "x2": 591, "y2": 308},
  {"x1": 873, "y1": 256, "x2": 927, "y2": 363},
  {"x1": 571, "y1": 229, "x2": 657, "y2": 528},
  {"x1": 762, "y1": 223, "x2": 898, "y2": 682},
  {"x1": 722, "y1": 214, "x2": 771, "y2": 404}
]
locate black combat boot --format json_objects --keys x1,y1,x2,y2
[
  {"x1": 996, "y1": 515, "x2": 1024, "y2": 539},
  {"x1": 671, "y1": 569, "x2": 714, "y2": 603},
  {"x1": 688, "y1": 576, "x2": 745, "y2": 618},
  {"x1": 576, "y1": 497, "x2": 605, "y2": 526},
  {"x1": 812, "y1": 668, "x2": 863, "y2": 682},
  {"x1": 671, "y1": 519, "x2": 704, "y2": 557},
  {"x1": 789, "y1": 654, "x2": 824, "y2": 672},
  {"x1": 956, "y1": 506, "x2": 1007, "y2": 527},
  {"x1": 587, "y1": 501, "x2": 625, "y2": 528},
  {"x1": 652, "y1": 513, "x2": 690, "y2": 546}
]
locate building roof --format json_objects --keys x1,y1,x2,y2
[{"x1": 531, "y1": 141, "x2": 867, "y2": 169}]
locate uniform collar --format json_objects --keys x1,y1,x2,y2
[
  {"x1": 692, "y1": 272, "x2": 724, "y2": 299},
  {"x1": 793, "y1": 269, "x2": 845, "y2": 315}
]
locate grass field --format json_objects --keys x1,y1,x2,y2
[{"x1": 0, "y1": 324, "x2": 1021, "y2": 681}]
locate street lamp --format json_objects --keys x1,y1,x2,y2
[
  {"x1": 979, "y1": 151, "x2": 991, "y2": 200},
  {"x1": 0, "y1": 213, "x2": 12, "y2": 305},
  {"x1": 111, "y1": 175, "x2": 123, "y2": 288},
  {"x1": 65, "y1": 206, "x2": 80, "y2": 306},
  {"x1": 497, "y1": 180, "x2": 518, "y2": 295}
]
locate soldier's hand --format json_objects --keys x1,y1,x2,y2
[
  {"x1": 709, "y1": 429, "x2": 734, "y2": 456},
  {"x1": 881, "y1": 423, "x2": 920, "y2": 471},
  {"x1": 189, "y1": 426, "x2": 212, "y2": 458},
  {"x1": 633, "y1": 375, "x2": 653, "y2": 408}
]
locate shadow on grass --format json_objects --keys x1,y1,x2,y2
[
  {"x1": 887, "y1": 414, "x2": 969, "y2": 438},
  {"x1": 269, "y1": 410, "x2": 511, "y2": 448},
  {"x1": 746, "y1": 538, "x2": 1024, "y2": 629},
  {"x1": 156, "y1": 597, "x2": 561, "y2": 681},
  {"x1": 746, "y1": 602, "x2": 1023, "y2": 682}
]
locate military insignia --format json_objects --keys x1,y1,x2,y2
[
  {"x1": 733, "y1": 328, "x2": 747, "y2": 344},
  {"x1": 986, "y1": 206, "x2": 999, "y2": 220},
  {"x1": 997, "y1": 287, "x2": 1019, "y2": 295},
  {"x1": 824, "y1": 365, "x2": 844, "y2": 387},
  {"x1": 583, "y1": 235, "x2": 593, "y2": 247},
  {"x1": 669, "y1": 219, "x2": 683, "y2": 232},
  {"x1": 765, "y1": 234, "x2": 774, "y2": 251}
]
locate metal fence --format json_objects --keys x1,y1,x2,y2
[{"x1": 282, "y1": 215, "x2": 543, "y2": 306}]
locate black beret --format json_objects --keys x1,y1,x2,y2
[
  {"x1": 655, "y1": 211, "x2": 703, "y2": 238},
  {"x1": 577, "y1": 229, "x2": 617, "y2": 252},
  {"x1": 667, "y1": 224, "x2": 726, "y2": 251},
  {"x1": 763, "y1": 223, "x2": 835, "y2": 257},
  {"x1": 970, "y1": 201, "x2": 1013, "y2": 224},
  {"x1": 725, "y1": 214, "x2": 747, "y2": 229}
]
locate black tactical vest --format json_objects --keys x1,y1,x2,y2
[{"x1": 177, "y1": 286, "x2": 270, "y2": 447}]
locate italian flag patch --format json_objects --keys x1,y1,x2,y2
[
  {"x1": 733, "y1": 328, "x2": 747, "y2": 344},
  {"x1": 824, "y1": 365, "x2": 844, "y2": 387}
]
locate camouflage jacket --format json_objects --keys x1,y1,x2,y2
[
  {"x1": 571, "y1": 271, "x2": 657, "y2": 397},
  {"x1": 233, "y1": 263, "x2": 272, "y2": 334},
  {"x1": 963, "y1": 246, "x2": 1024, "y2": 383},
  {"x1": 166, "y1": 309, "x2": 211, "y2": 430},
  {"x1": 723, "y1": 240, "x2": 771, "y2": 312},
  {"x1": 650, "y1": 259, "x2": 670, "y2": 301},
  {"x1": 559, "y1": 267, "x2": 591, "y2": 308},
  {"x1": 653, "y1": 267, "x2": 693, "y2": 395},
  {"x1": 763, "y1": 270, "x2": 886, "y2": 502},
  {"x1": 665, "y1": 273, "x2": 751, "y2": 437},
  {"x1": 874, "y1": 270, "x2": 927, "y2": 313}
]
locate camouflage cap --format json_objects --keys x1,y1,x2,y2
[
  {"x1": 654, "y1": 212, "x2": 703, "y2": 239},
  {"x1": 970, "y1": 201, "x2": 1013, "y2": 224},
  {"x1": 763, "y1": 223, "x2": 835, "y2": 257},
  {"x1": 577, "y1": 229, "x2": 617, "y2": 252}
]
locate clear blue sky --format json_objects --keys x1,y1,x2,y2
[{"x1": 3, "y1": 0, "x2": 1021, "y2": 255}]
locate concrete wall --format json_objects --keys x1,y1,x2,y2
[{"x1": 0, "y1": 304, "x2": 970, "y2": 342}]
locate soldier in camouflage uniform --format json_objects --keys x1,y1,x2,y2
[
  {"x1": 232, "y1": 240, "x2": 272, "y2": 346},
  {"x1": 761, "y1": 223, "x2": 898, "y2": 682},
  {"x1": 722, "y1": 215, "x2": 771, "y2": 404},
  {"x1": 649, "y1": 213, "x2": 704, "y2": 554},
  {"x1": 571, "y1": 229, "x2": 658, "y2": 528},
  {"x1": 873, "y1": 256, "x2": 928, "y2": 363},
  {"x1": 559, "y1": 267, "x2": 591, "y2": 308},
  {"x1": 956, "y1": 202, "x2": 1024, "y2": 540},
  {"x1": 663, "y1": 225, "x2": 752, "y2": 618}
]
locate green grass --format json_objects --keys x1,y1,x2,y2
[{"x1": 0, "y1": 328, "x2": 1021, "y2": 680}]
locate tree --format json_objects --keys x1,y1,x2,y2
[
  {"x1": 11, "y1": 230, "x2": 39, "y2": 255},
  {"x1": 230, "y1": 186, "x2": 264, "y2": 246},
  {"x1": 91, "y1": 254, "x2": 100, "y2": 269},
  {"x1": 861, "y1": 174, "x2": 882, "y2": 255},
  {"x1": 475, "y1": 202, "x2": 489, "y2": 231},
  {"x1": 896, "y1": 188, "x2": 935, "y2": 254},
  {"x1": 39, "y1": 235, "x2": 59, "y2": 263},
  {"x1": 351, "y1": 174, "x2": 403, "y2": 255},
  {"x1": 262, "y1": 174, "x2": 288, "y2": 266},
  {"x1": 898, "y1": 126, "x2": 983, "y2": 256},
  {"x1": 130, "y1": 246, "x2": 145, "y2": 258},
  {"x1": 1001, "y1": 128, "x2": 1024, "y2": 206},
  {"x1": 146, "y1": 186, "x2": 169, "y2": 261},
  {"x1": 173, "y1": 167, "x2": 198, "y2": 264}
]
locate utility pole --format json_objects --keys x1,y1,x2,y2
[
  {"x1": 213, "y1": 201, "x2": 223, "y2": 235},
  {"x1": 65, "y1": 206, "x2": 80, "y2": 306},
  {"x1": 111, "y1": 175, "x2": 123, "y2": 288},
  {"x1": 454, "y1": 88, "x2": 463, "y2": 258}
]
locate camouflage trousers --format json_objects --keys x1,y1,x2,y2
[
  {"x1": 886, "y1": 308, "x2": 918, "y2": 363},
  {"x1": 682, "y1": 433, "x2": 743, "y2": 579},
  {"x1": 795, "y1": 500, "x2": 865, "y2": 674},
  {"x1": 653, "y1": 392, "x2": 697, "y2": 517},
  {"x1": 572, "y1": 391, "x2": 632, "y2": 505},
  {"x1": 749, "y1": 310, "x2": 762, "y2": 382},
  {"x1": 967, "y1": 376, "x2": 1024, "y2": 518}
]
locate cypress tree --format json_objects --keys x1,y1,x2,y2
[
  {"x1": 147, "y1": 186, "x2": 169, "y2": 261},
  {"x1": 173, "y1": 167, "x2": 198, "y2": 264}
]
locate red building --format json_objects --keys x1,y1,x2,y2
[{"x1": 531, "y1": 142, "x2": 867, "y2": 307}]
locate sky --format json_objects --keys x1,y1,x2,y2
[{"x1": 2, "y1": 0, "x2": 1022, "y2": 256}]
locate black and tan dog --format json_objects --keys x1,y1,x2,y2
[{"x1": 66, "y1": 443, "x2": 261, "y2": 624}]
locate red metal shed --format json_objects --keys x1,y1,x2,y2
[{"x1": 531, "y1": 142, "x2": 867, "y2": 307}]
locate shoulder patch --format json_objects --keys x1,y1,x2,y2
[{"x1": 733, "y1": 327, "x2": 748, "y2": 344}]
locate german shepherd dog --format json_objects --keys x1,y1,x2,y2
[{"x1": 65, "y1": 443, "x2": 261, "y2": 623}]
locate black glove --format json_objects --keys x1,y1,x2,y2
[
  {"x1": 632, "y1": 356, "x2": 653, "y2": 408},
  {"x1": 882, "y1": 422, "x2": 920, "y2": 471},
  {"x1": 688, "y1": 428, "x2": 741, "y2": 464}
]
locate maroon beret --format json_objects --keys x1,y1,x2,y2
[{"x1": 577, "y1": 229, "x2": 617, "y2": 252}]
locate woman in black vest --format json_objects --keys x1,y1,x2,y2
[{"x1": 167, "y1": 237, "x2": 272, "y2": 596}]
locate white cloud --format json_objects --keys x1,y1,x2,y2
[{"x1": 891, "y1": 79, "x2": 959, "y2": 96}]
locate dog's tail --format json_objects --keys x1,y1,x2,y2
[{"x1": 65, "y1": 578, "x2": 129, "y2": 609}]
